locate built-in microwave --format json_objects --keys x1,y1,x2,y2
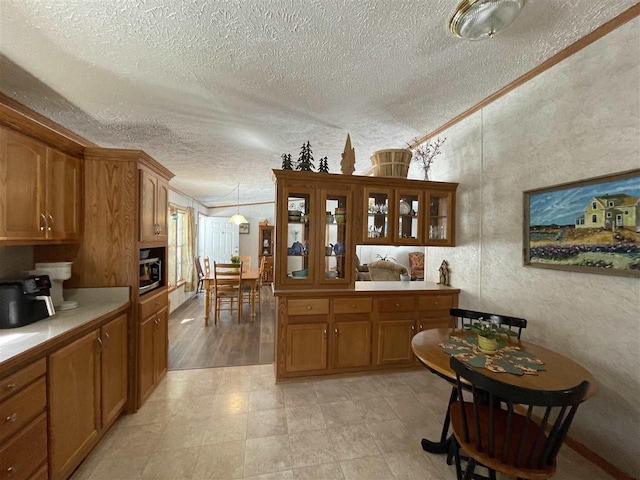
[{"x1": 139, "y1": 258, "x2": 162, "y2": 294}]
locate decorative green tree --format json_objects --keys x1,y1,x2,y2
[
  {"x1": 281, "y1": 153, "x2": 293, "y2": 170},
  {"x1": 318, "y1": 156, "x2": 329, "y2": 173},
  {"x1": 297, "y1": 141, "x2": 315, "y2": 171}
]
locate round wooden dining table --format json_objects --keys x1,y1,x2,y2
[{"x1": 411, "y1": 328, "x2": 597, "y2": 454}]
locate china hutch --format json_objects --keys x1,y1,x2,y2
[
  {"x1": 272, "y1": 170, "x2": 460, "y2": 381},
  {"x1": 258, "y1": 222, "x2": 274, "y2": 284}
]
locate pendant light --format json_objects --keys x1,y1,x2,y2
[
  {"x1": 449, "y1": 0, "x2": 527, "y2": 40},
  {"x1": 228, "y1": 183, "x2": 248, "y2": 225}
]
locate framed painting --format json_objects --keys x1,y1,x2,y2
[
  {"x1": 523, "y1": 169, "x2": 640, "y2": 277},
  {"x1": 239, "y1": 222, "x2": 250, "y2": 234}
]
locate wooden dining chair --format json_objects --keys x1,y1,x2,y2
[
  {"x1": 449, "y1": 356, "x2": 590, "y2": 480},
  {"x1": 238, "y1": 255, "x2": 252, "y2": 271},
  {"x1": 213, "y1": 262, "x2": 243, "y2": 325},
  {"x1": 195, "y1": 256, "x2": 205, "y2": 293},
  {"x1": 425, "y1": 308, "x2": 529, "y2": 461}
]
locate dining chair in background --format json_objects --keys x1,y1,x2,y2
[
  {"x1": 241, "y1": 256, "x2": 266, "y2": 318},
  {"x1": 449, "y1": 356, "x2": 589, "y2": 480},
  {"x1": 195, "y1": 256, "x2": 205, "y2": 293},
  {"x1": 213, "y1": 262, "x2": 243, "y2": 326}
]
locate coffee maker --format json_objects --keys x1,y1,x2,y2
[{"x1": 0, "y1": 275, "x2": 55, "y2": 329}]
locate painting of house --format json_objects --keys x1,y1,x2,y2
[
  {"x1": 524, "y1": 171, "x2": 640, "y2": 276},
  {"x1": 575, "y1": 194, "x2": 639, "y2": 230}
]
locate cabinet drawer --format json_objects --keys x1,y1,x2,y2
[
  {"x1": 334, "y1": 298, "x2": 372, "y2": 314},
  {"x1": 288, "y1": 299, "x2": 329, "y2": 316},
  {"x1": 0, "y1": 377, "x2": 46, "y2": 444},
  {"x1": 417, "y1": 317, "x2": 453, "y2": 331},
  {"x1": 0, "y1": 359, "x2": 46, "y2": 402},
  {"x1": 377, "y1": 296, "x2": 415, "y2": 313},
  {"x1": 139, "y1": 289, "x2": 168, "y2": 321},
  {"x1": 0, "y1": 414, "x2": 47, "y2": 480},
  {"x1": 418, "y1": 295, "x2": 454, "y2": 311}
]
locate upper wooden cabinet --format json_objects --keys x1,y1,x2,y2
[
  {"x1": 0, "y1": 127, "x2": 81, "y2": 243},
  {"x1": 140, "y1": 169, "x2": 169, "y2": 243}
]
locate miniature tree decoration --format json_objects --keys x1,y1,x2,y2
[
  {"x1": 318, "y1": 156, "x2": 329, "y2": 173},
  {"x1": 410, "y1": 137, "x2": 446, "y2": 181},
  {"x1": 297, "y1": 141, "x2": 315, "y2": 172},
  {"x1": 281, "y1": 153, "x2": 293, "y2": 170},
  {"x1": 341, "y1": 134, "x2": 355, "y2": 175}
]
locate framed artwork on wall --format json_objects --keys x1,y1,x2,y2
[
  {"x1": 239, "y1": 222, "x2": 250, "y2": 234},
  {"x1": 523, "y1": 169, "x2": 640, "y2": 277}
]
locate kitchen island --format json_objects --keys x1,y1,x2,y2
[{"x1": 274, "y1": 281, "x2": 460, "y2": 381}]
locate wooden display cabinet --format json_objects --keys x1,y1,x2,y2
[{"x1": 258, "y1": 223, "x2": 274, "y2": 284}]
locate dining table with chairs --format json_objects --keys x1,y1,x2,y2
[{"x1": 411, "y1": 309, "x2": 597, "y2": 480}]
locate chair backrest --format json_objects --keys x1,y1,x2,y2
[
  {"x1": 408, "y1": 252, "x2": 425, "y2": 277},
  {"x1": 258, "y1": 256, "x2": 266, "y2": 287},
  {"x1": 238, "y1": 255, "x2": 251, "y2": 271},
  {"x1": 203, "y1": 257, "x2": 211, "y2": 277},
  {"x1": 195, "y1": 257, "x2": 204, "y2": 278},
  {"x1": 450, "y1": 356, "x2": 589, "y2": 471},
  {"x1": 214, "y1": 262, "x2": 243, "y2": 291},
  {"x1": 450, "y1": 308, "x2": 527, "y2": 339}
]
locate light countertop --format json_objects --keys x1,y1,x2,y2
[
  {"x1": 354, "y1": 281, "x2": 460, "y2": 292},
  {"x1": 0, "y1": 287, "x2": 129, "y2": 366}
]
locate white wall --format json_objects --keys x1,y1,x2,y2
[
  {"x1": 0, "y1": 246, "x2": 33, "y2": 279},
  {"x1": 208, "y1": 203, "x2": 276, "y2": 269},
  {"x1": 425, "y1": 20, "x2": 640, "y2": 476},
  {"x1": 167, "y1": 189, "x2": 208, "y2": 313}
]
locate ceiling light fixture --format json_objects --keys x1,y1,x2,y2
[
  {"x1": 449, "y1": 0, "x2": 527, "y2": 40},
  {"x1": 228, "y1": 183, "x2": 248, "y2": 225}
]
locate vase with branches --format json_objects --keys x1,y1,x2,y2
[{"x1": 409, "y1": 137, "x2": 446, "y2": 180}]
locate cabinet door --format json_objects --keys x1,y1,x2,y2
[
  {"x1": 0, "y1": 128, "x2": 46, "y2": 240},
  {"x1": 362, "y1": 187, "x2": 393, "y2": 244},
  {"x1": 49, "y1": 330, "x2": 101, "y2": 480},
  {"x1": 279, "y1": 186, "x2": 316, "y2": 287},
  {"x1": 156, "y1": 179, "x2": 169, "y2": 242},
  {"x1": 101, "y1": 314, "x2": 128, "y2": 427},
  {"x1": 425, "y1": 191, "x2": 455, "y2": 246},
  {"x1": 376, "y1": 320, "x2": 415, "y2": 366},
  {"x1": 139, "y1": 170, "x2": 158, "y2": 242},
  {"x1": 138, "y1": 315, "x2": 156, "y2": 404},
  {"x1": 319, "y1": 187, "x2": 353, "y2": 286},
  {"x1": 154, "y1": 306, "x2": 168, "y2": 382},
  {"x1": 286, "y1": 323, "x2": 328, "y2": 373},
  {"x1": 394, "y1": 189, "x2": 423, "y2": 244},
  {"x1": 333, "y1": 320, "x2": 371, "y2": 369},
  {"x1": 46, "y1": 149, "x2": 81, "y2": 240}
]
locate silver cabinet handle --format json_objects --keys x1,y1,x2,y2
[
  {"x1": 7, "y1": 466, "x2": 14, "y2": 475},
  {"x1": 97, "y1": 337, "x2": 103, "y2": 352},
  {"x1": 105, "y1": 332, "x2": 110, "y2": 340},
  {"x1": 395, "y1": 303, "x2": 401, "y2": 307},
  {"x1": 6, "y1": 413, "x2": 17, "y2": 423},
  {"x1": 411, "y1": 325, "x2": 415, "y2": 331},
  {"x1": 40, "y1": 213, "x2": 46, "y2": 231},
  {"x1": 323, "y1": 329, "x2": 327, "y2": 337},
  {"x1": 48, "y1": 214, "x2": 54, "y2": 232},
  {"x1": 334, "y1": 328, "x2": 339, "y2": 336},
  {"x1": 351, "y1": 304, "x2": 357, "y2": 309},
  {"x1": 306, "y1": 305, "x2": 312, "y2": 310},
  {"x1": 4, "y1": 383, "x2": 16, "y2": 392}
]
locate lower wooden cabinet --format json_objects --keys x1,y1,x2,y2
[
  {"x1": 0, "y1": 414, "x2": 47, "y2": 480},
  {"x1": 286, "y1": 323, "x2": 328, "y2": 373},
  {"x1": 332, "y1": 319, "x2": 371, "y2": 369},
  {"x1": 138, "y1": 304, "x2": 169, "y2": 406},
  {"x1": 49, "y1": 330, "x2": 101, "y2": 480},
  {"x1": 49, "y1": 313, "x2": 129, "y2": 480},
  {"x1": 101, "y1": 313, "x2": 128, "y2": 427},
  {"x1": 376, "y1": 319, "x2": 415, "y2": 366}
]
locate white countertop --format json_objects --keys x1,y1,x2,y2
[
  {"x1": 0, "y1": 287, "x2": 129, "y2": 365},
  {"x1": 354, "y1": 280, "x2": 460, "y2": 292}
]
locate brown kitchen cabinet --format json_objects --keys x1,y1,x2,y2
[
  {"x1": 332, "y1": 319, "x2": 372, "y2": 369},
  {"x1": 0, "y1": 126, "x2": 81, "y2": 243},
  {"x1": 49, "y1": 312, "x2": 129, "y2": 480},
  {"x1": 138, "y1": 289, "x2": 169, "y2": 404},
  {"x1": 376, "y1": 318, "x2": 416, "y2": 366},
  {"x1": 285, "y1": 323, "x2": 328, "y2": 373},
  {"x1": 49, "y1": 330, "x2": 101, "y2": 480},
  {"x1": 140, "y1": 169, "x2": 169, "y2": 243}
]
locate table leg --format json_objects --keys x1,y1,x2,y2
[
  {"x1": 251, "y1": 281, "x2": 257, "y2": 318},
  {"x1": 421, "y1": 386, "x2": 457, "y2": 455},
  {"x1": 204, "y1": 281, "x2": 210, "y2": 326}
]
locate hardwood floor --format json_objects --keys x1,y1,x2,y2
[{"x1": 168, "y1": 287, "x2": 275, "y2": 370}]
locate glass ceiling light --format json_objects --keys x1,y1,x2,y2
[
  {"x1": 228, "y1": 183, "x2": 248, "y2": 225},
  {"x1": 449, "y1": 0, "x2": 527, "y2": 40}
]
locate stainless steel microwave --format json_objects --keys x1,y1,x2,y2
[{"x1": 139, "y1": 258, "x2": 161, "y2": 294}]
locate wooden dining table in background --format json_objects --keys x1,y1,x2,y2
[
  {"x1": 411, "y1": 328, "x2": 597, "y2": 453},
  {"x1": 203, "y1": 268, "x2": 261, "y2": 325}
]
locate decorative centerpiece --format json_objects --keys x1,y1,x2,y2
[{"x1": 464, "y1": 318, "x2": 518, "y2": 354}]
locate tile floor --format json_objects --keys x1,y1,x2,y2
[{"x1": 71, "y1": 365, "x2": 614, "y2": 480}]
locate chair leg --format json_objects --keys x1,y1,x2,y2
[
  {"x1": 463, "y1": 458, "x2": 476, "y2": 480},
  {"x1": 488, "y1": 469, "x2": 497, "y2": 480},
  {"x1": 453, "y1": 439, "x2": 463, "y2": 480}
]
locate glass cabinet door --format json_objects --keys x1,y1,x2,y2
[
  {"x1": 281, "y1": 189, "x2": 315, "y2": 285},
  {"x1": 320, "y1": 189, "x2": 351, "y2": 284},
  {"x1": 363, "y1": 187, "x2": 393, "y2": 244},
  {"x1": 394, "y1": 190, "x2": 423, "y2": 244},
  {"x1": 426, "y1": 192, "x2": 453, "y2": 245}
]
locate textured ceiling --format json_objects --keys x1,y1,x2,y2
[{"x1": 0, "y1": 1, "x2": 635, "y2": 205}]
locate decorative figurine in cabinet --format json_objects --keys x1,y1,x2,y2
[{"x1": 258, "y1": 223, "x2": 274, "y2": 284}]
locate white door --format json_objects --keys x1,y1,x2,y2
[
  {"x1": 201, "y1": 216, "x2": 238, "y2": 265},
  {"x1": 616, "y1": 214, "x2": 623, "y2": 227}
]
